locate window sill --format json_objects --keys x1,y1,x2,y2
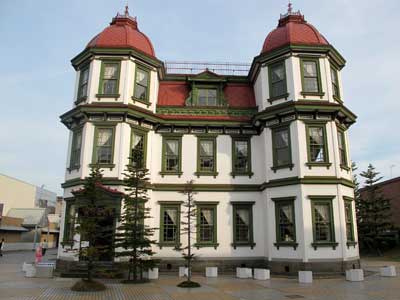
[
  {"x1": 131, "y1": 96, "x2": 152, "y2": 108},
  {"x1": 274, "y1": 242, "x2": 298, "y2": 250},
  {"x1": 231, "y1": 171, "x2": 254, "y2": 178},
  {"x1": 195, "y1": 171, "x2": 219, "y2": 178},
  {"x1": 271, "y1": 164, "x2": 294, "y2": 173},
  {"x1": 340, "y1": 164, "x2": 351, "y2": 171},
  {"x1": 346, "y1": 241, "x2": 357, "y2": 248},
  {"x1": 311, "y1": 242, "x2": 338, "y2": 250},
  {"x1": 267, "y1": 93, "x2": 289, "y2": 104},
  {"x1": 74, "y1": 96, "x2": 87, "y2": 105},
  {"x1": 159, "y1": 171, "x2": 183, "y2": 178},
  {"x1": 232, "y1": 242, "x2": 256, "y2": 249},
  {"x1": 301, "y1": 91, "x2": 325, "y2": 98},
  {"x1": 89, "y1": 163, "x2": 115, "y2": 170},
  {"x1": 306, "y1": 162, "x2": 332, "y2": 170},
  {"x1": 195, "y1": 242, "x2": 219, "y2": 249},
  {"x1": 333, "y1": 95, "x2": 343, "y2": 104},
  {"x1": 95, "y1": 93, "x2": 120, "y2": 99},
  {"x1": 67, "y1": 165, "x2": 80, "y2": 173},
  {"x1": 158, "y1": 242, "x2": 181, "y2": 250}
]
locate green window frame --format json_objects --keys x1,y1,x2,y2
[
  {"x1": 232, "y1": 202, "x2": 255, "y2": 249},
  {"x1": 97, "y1": 60, "x2": 121, "y2": 97},
  {"x1": 337, "y1": 128, "x2": 348, "y2": 169},
  {"x1": 62, "y1": 201, "x2": 76, "y2": 244},
  {"x1": 344, "y1": 198, "x2": 356, "y2": 246},
  {"x1": 305, "y1": 122, "x2": 331, "y2": 169},
  {"x1": 268, "y1": 60, "x2": 288, "y2": 102},
  {"x1": 197, "y1": 88, "x2": 218, "y2": 106},
  {"x1": 310, "y1": 196, "x2": 338, "y2": 249},
  {"x1": 91, "y1": 126, "x2": 116, "y2": 168},
  {"x1": 133, "y1": 65, "x2": 151, "y2": 105},
  {"x1": 196, "y1": 136, "x2": 218, "y2": 177},
  {"x1": 271, "y1": 125, "x2": 293, "y2": 172},
  {"x1": 69, "y1": 128, "x2": 83, "y2": 170},
  {"x1": 196, "y1": 203, "x2": 218, "y2": 248},
  {"x1": 77, "y1": 66, "x2": 89, "y2": 102},
  {"x1": 160, "y1": 135, "x2": 183, "y2": 176},
  {"x1": 300, "y1": 57, "x2": 324, "y2": 97},
  {"x1": 330, "y1": 67, "x2": 341, "y2": 101},
  {"x1": 159, "y1": 203, "x2": 181, "y2": 248},
  {"x1": 272, "y1": 197, "x2": 298, "y2": 249},
  {"x1": 130, "y1": 127, "x2": 148, "y2": 169},
  {"x1": 231, "y1": 137, "x2": 253, "y2": 177}
]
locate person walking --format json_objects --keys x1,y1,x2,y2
[
  {"x1": 0, "y1": 238, "x2": 4, "y2": 257},
  {"x1": 41, "y1": 239, "x2": 48, "y2": 256}
]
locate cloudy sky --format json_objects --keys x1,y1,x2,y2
[{"x1": 0, "y1": 0, "x2": 399, "y2": 194}]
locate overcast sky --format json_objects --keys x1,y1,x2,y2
[{"x1": 0, "y1": 0, "x2": 399, "y2": 194}]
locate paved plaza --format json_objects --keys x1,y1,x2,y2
[{"x1": 0, "y1": 250, "x2": 399, "y2": 300}]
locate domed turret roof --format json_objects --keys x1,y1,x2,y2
[
  {"x1": 261, "y1": 7, "x2": 329, "y2": 55},
  {"x1": 86, "y1": 7, "x2": 155, "y2": 57}
]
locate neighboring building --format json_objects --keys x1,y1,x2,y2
[
  {"x1": 0, "y1": 216, "x2": 29, "y2": 245},
  {"x1": 0, "y1": 174, "x2": 58, "y2": 215},
  {"x1": 58, "y1": 6, "x2": 358, "y2": 273},
  {"x1": 360, "y1": 176, "x2": 400, "y2": 229}
]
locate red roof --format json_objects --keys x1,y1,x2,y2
[
  {"x1": 157, "y1": 82, "x2": 256, "y2": 108},
  {"x1": 261, "y1": 14, "x2": 329, "y2": 54},
  {"x1": 87, "y1": 13, "x2": 155, "y2": 57}
]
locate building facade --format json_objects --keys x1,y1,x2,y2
[{"x1": 58, "y1": 6, "x2": 359, "y2": 273}]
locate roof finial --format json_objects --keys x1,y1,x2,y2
[
  {"x1": 125, "y1": 4, "x2": 129, "y2": 16},
  {"x1": 288, "y1": 1, "x2": 293, "y2": 14}
]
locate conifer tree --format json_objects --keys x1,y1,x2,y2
[
  {"x1": 72, "y1": 167, "x2": 115, "y2": 291},
  {"x1": 176, "y1": 180, "x2": 200, "y2": 288},
  {"x1": 114, "y1": 152, "x2": 157, "y2": 283},
  {"x1": 358, "y1": 164, "x2": 393, "y2": 255}
]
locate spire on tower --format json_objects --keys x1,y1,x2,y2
[
  {"x1": 288, "y1": 1, "x2": 293, "y2": 14},
  {"x1": 280, "y1": 1, "x2": 302, "y2": 20},
  {"x1": 124, "y1": 4, "x2": 129, "y2": 16}
]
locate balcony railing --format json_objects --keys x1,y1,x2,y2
[{"x1": 164, "y1": 61, "x2": 251, "y2": 76}]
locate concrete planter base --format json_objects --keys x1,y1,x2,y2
[
  {"x1": 380, "y1": 266, "x2": 396, "y2": 277},
  {"x1": 346, "y1": 269, "x2": 364, "y2": 282},
  {"x1": 254, "y1": 269, "x2": 270, "y2": 280},
  {"x1": 205, "y1": 267, "x2": 218, "y2": 277},
  {"x1": 148, "y1": 268, "x2": 159, "y2": 280},
  {"x1": 298, "y1": 271, "x2": 312, "y2": 283},
  {"x1": 236, "y1": 267, "x2": 252, "y2": 279},
  {"x1": 179, "y1": 267, "x2": 188, "y2": 277}
]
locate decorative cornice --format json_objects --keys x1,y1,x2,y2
[{"x1": 156, "y1": 106, "x2": 258, "y2": 117}]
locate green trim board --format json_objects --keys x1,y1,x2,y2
[
  {"x1": 68, "y1": 127, "x2": 83, "y2": 171},
  {"x1": 272, "y1": 197, "x2": 298, "y2": 250},
  {"x1": 344, "y1": 198, "x2": 355, "y2": 244},
  {"x1": 231, "y1": 136, "x2": 253, "y2": 178},
  {"x1": 195, "y1": 203, "x2": 219, "y2": 249},
  {"x1": 231, "y1": 202, "x2": 255, "y2": 249},
  {"x1": 159, "y1": 203, "x2": 181, "y2": 248},
  {"x1": 91, "y1": 125, "x2": 116, "y2": 168},
  {"x1": 330, "y1": 66, "x2": 341, "y2": 102},
  {"x1": 97, "y1": 60, "x2": 121, "y2": 97},
  {"x1": 76, "y1": 65, "x2": 90, "y2": 103},
  {"x1": 299, "y1": 57, "x2": 324, "y2": 98},
  {"x1": 309, "y1": 196, "x2": 338, "y2": 250},
  {"x1": 268, "y1": 59, "x2": 289, "y2": 102},
  {"x1": 185, "y1": 82, "x2": 227, "y2": 107},
  {"x1": 160, "y1": 134, "x2": 183, "y2": 177},
  {"x1": 195, "y1": 135, "x2": 218, "y2": 177},
  {"x1": 271, "y1": 124, "x2": 294, "y2": 172},
  {"x1": 337, "y1": 127, "x2": 348, "y2": 169},
  {"x1": 156, "y1": 106, "x2": 257, "y2": 118}
]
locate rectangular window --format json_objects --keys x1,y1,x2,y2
[
  {"x1": 198, "y1": 89, "x2": 217, "y2": 106},
  {"x1": 134, "y1": 67, "x2": 150, "y2": 102},
  {"x1": 197, "y1": 205, "x2": 217, "y2": 246},
  {"x1": 93, "y1": 127, "x2": 115, "y2": 165},
  {"x1": 197, "y1": 137, "x2": 217, "y2": 175},
  {"x1": 307, "y1": 124, "x2": 328, "y2": 163},
  {"x1": 330, "y1": 67, "x2": 340, "y2": 99},
  {"x1": 63, "y1": 201, "x2": 76, "y2": 242},
  {"x1": 69, "y1": 128, "x2": 82, "y2": 169},
  {"x1": 161, "y1": 136, "x2": 182, "y2": 175},
  {"x1": 232, "y1": 138, "x2": 252, "y2": 175},
  {"x1": 301, "y1": 58, "x2": 322, "y2": 94},
  {"x1": 232, "y1": 203, "x2": 254, "y2": 248},
  {"x1": 130, "y1": 129, "x2": 147, "y2": 168},
  {"x1": 272, "y1": 126, "x2": 292, "y2": 169},
  {"x1": 337, "y1": 129, "x2": 347, "y2": 167},
  {"x1": 274, "y1": 199, "x2": 296, "y2": 245},
  {"x1": 98, "y1": 61, "x2": 120, "y2": 95},
  {"x1": 310, "y1": 198, "x2": 336, "y2": 248},
  {"x1": 77, "y1": 67, "x2": 89, "y2": 100},
  {"x1": 269, "y1": 61, "x2": 287, "y2": 99},
  {"x1": 344, "y1": 200, "x2": 355, "y2": 242},
  {"x1": 160, "y1": 204, "x2": 180, "y2": 246}
]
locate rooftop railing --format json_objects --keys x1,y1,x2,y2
[{"x1": 164, "y1": 61, "x2": 251, "y2": 76}]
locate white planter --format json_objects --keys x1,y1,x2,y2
[
  {"x1": 380, "y1": 266, "x2": 396, "y2": 277},
  {"x1": 179, "y1": 266, "x2": 188, "y2": 277},
  {"x1": 298, "y1": 271, "x2": 312, "y2": 283},
  {"x1": 22, "y1": 262, "x2": 32, "y2": 272},
  {"x1": 346, "y1": 269, "x2": 364, "y2": 282},
  {"x1": 236, "y1": 267, "x2": 252, "y2": 279},
  {"x1": 254, "y1": 268, "x2": 270, "y2": 280},
  {"x1": 205, "y1": 267, "x2": 218, "y2": 278},
  {"x1": 24, "y1": 264, "x2": 36, "y2": 278},
  {"x1": 35, "y1": 265, "x2": 54, "y2": 278},
  {"x1": 148, "y1": 268, "x2": 159, "y2": 280}
]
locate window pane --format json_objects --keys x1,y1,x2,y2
[
  {"x1": 199, "y1": 140, "x2": 215, "y2": 172},
  {"x1": 200, "y1": 208, "x2": 214, "y2": 242},
  {"x1": 309, "y1": 127, "x2": 326, "y2": 162},
  {"x1": 273, "y1": 128, "x2": 290, "y2": 166},
  {"x1": 304, "y1": 78, "x2": 318, "y2": 92},
  {"x1": 234, "y1": 141, "x2": 249, "y2": 172},
  {"x1": 276, "y1": 148, "x2": 290, "y2": 165},
  {"x1": 165, "y1": 139, "x2": 179, "y2": 171},
  {"x1": 271, "y1": 64, "x2": 285, "y2": 82},
  {"x1": 104, "y1": 64, "x2": 118, "y2": 79},
  {"x1": 134, "y1": 84, "x2": 147, "y2": 100},
  {"x1": 277, "y1": 203, "x2": 295, "y2": 242},
  {"x1": 200, "y1": 140, "x2": 213, "y2": 156},
  {"x1": 274, "y1": 129, "x2": 289, "y2": 148},
  {"x1": 96, "y1": 128, "x2": 113, "y2": 164},
  {"x1": 303, "y1": 61, "x2": 317, "y2": 77},
  {"x1": 97, "y1": 129, "x2": 113, "y2": 146},
  {"x1": 82, "y1": 68, "x2": 89, "y2": 83},
  {"x1": 272, "y1": 81, "x2": 285, "y2": 97},
  {"x1": 163, "y1": 208, "x2": 178, "y2": 242},
  {"x1": 131, "y1": 132, "x2": 144, "y2": 167},
  {"x1": 314, "y1": 204, "x2": 332, "y2": 242},
  {"x1": 102, "y1": 80, "x2": 117, "y2": 94},
  {"x1": 136, "y1": 69, "x2": 149, "y2": 86},
  {"x1": 198, "y1": 89, "x2": 207, "y2": 106},
  {"x1": 235, "y1": 208, "x2": 250, "y2": 242},
  {"x1": 208, "y1": 89, "x2": 217, "y2": 106},
  {"x1": 166, "y1": 140, "x2": 178, "y2": 155}
]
